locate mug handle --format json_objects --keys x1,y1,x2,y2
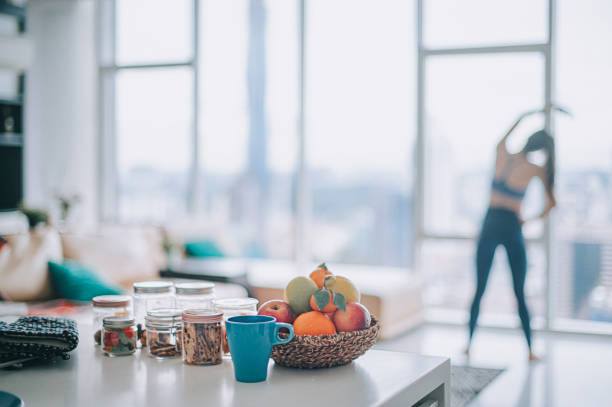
[{"x1": 272, "y1": 323, "x2": 294, "y2": 345}]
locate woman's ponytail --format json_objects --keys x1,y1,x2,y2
[{"x1": 523, "y1": 130, "x2": 555, "y2": 190}]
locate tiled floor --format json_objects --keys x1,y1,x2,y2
[{"x1": 375, "y1": 323, "x2": 611, "y2": 406}]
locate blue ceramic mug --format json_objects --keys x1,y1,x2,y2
[{"x1": 225, "y1": 315, "x2": 294, "y2": 383}]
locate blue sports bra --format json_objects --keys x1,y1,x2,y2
[{"x1": 491, "y1": 156, "x2": 526, "y2": 199}]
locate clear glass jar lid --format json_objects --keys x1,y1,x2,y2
[
  {"x1": 175, "y1": 282, "x2": 214, "y2": 295},
  {"x1": 103, "y1": 316, "x2": 135, "y2": 328},
  {"x1": 145, "y1": 308, "x2": 183, "y2": 328},
  {"x1": 133, "y1": 280, "x2": 173, "y2": 294},
  {"x1": 182, "y1": 309, "x2": 223, "y2": 323},
  {"x1": 93, "y1": 295, "x2": 130, "y2": 308},
  {"x1": 213, "y1": 297, "x2": 259, "y2": 310}
]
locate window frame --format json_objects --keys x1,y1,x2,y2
[
  {"x1": 97, "y1": 0, "x2": 612, "y2": 336},
  {"x1": 97, "y1": 0, "x2": 307, "y2": 261},
  {"x1": 415, "y1": 0, "x2": 556, "y2": 329},
  {"x1": 97, "y1": 0, "x2": 201, "y2": 223}
]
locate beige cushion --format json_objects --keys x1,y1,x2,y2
[
  {"x1": 248, "y1": 260, "x2": 424, "y2": 340},
  {"x1": 0, "y1": 227, "x2": 62, "y2": 301},
  {"x1": 61, "y1": 225, "x2": 166, "y2": 287}
]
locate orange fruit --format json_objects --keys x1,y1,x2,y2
[
  {"x1": 309, "y1": 289, "x2": 337, "y2": 313},
  {"x1": 309, "y1": 263, "x2": 332, "y2": 289},
  {"x1": 222, "y1": 326, "x2": 229, "y2": 354},
  {"x1": 293, "y1": 311, "x2": 337, "y2": 336}
]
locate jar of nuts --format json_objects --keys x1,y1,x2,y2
[
  {"x1": 182, "y1": 309, "x2": 223, "y2": 366},
  {"x1": 145, "y1": 308, "x2": 183, "y2": 359},
  {"x1": 133, "y1": 280, "x2": 175, "y2": 346}
]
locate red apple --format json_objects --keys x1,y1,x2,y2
[
  {"x1": 258, "y1": 300, "x2": 296, "y2": 324},
  {"x1": 332, "y1": 302, "x2": 371, "y2": 332}
]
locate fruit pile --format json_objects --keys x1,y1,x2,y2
[{"x1": 258, "y1": 263, "x2": 371, "y2": 336}]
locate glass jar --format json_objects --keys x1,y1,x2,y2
[
  {"x1": 182, "y1": 309, "x2": 223, "y2": 365},
  {"x1": 145, "y1": 308, "x2": 183, "y2": 359},
  {"x1": 92, "y1": 295, "x2": 131, "y2": 346},
  {"x1": 175, "y1": 282, "x2": 215, "y2": 311},
  {"x1": 213, "y1": 297, "x2": 259, "y2": 356},
  {"x1": 133, "y1": 280, "x2": 175, "y2": 344},
  {"x1": 102, "y1": 316, "x2": 137, "y2": 357}
]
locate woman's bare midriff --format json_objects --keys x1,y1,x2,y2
[{"x1": 489, "y1": 192, "x2": 522, "y2": 215}]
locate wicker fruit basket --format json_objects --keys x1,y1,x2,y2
[{"x1": 271, "y1": 316, "x2": 380, "y2": 369}]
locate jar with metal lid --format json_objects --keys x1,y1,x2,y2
[
  {"x1": 182, "y1": 309, "x2": 223, "y2": 365},
  {"x1": 102, "y1": 316, "x2": 137, "y2": 356},
  {"x1": 133, "y1": 281, "x2": 175, "y2": 341},
  {"x1": 213, "y1": 297, "x2": 259, "y2": 356},
  {"x1": 175, "y1": 282, "x2": 215, "y2": 311},
  {"x1": 145, "y1": 308, "x2": 183, "y2": 359},
  {"x1": 92, "y1": 295, "x2": 131, "y2": 345}
]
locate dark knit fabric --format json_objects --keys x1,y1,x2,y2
[{"x1": 0, "y1": 316, "x2": 79, "y2": 364}]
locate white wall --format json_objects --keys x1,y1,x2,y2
[{"x1": 23, "y1": 0, "x2": 98, "y2": 227}]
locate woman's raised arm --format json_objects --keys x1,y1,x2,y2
[{"x1": 497, "y1": 109, "x2": 544, "y2": 151}]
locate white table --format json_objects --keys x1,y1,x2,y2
[{"x1": 0, "y1": 322, "x2": 450, "y2": 407}]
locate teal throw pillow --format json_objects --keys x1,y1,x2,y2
[
  {"x1": 48, "y1": 261, "x2": 123, "y2": 301},
  {"x1": 184, "y1": 240, "x2": 225, "y2": 258}
]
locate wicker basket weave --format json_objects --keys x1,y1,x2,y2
[{"x1": 270, "y1": 316, "x2": 380, "y2": 369}]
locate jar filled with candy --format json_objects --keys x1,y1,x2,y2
[{"x1": 102, "y1": 316, "x2": 137, "y2": 356}]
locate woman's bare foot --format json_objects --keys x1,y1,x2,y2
[
  {"x1": 528, "y1": 351, "x2": 540, "y2": 362},
  {"x1": 464, "y1": 346, "x2": 470, "y2": 357}
]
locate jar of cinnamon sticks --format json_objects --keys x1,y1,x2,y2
[{"x1": 181, "y1": 309, "x2": 223, "y2": 365}]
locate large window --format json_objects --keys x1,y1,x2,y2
[
  {"x1": 115, "y1": 0, "x2": 193, "y2": 65},
  {"x1": 115, "y1": 67, "x2": 193, "y2": 221},
  {"x1": 424, "y1": 53, "x2": 545, "y2": 237},
  {"x1": 423, "y1": 0, "x2": 548, "y2": 48},
  {"x1": 100, "y1": 0, "x2": 194, "y2": 223},
  {"x1": 198, "y1": 0, "x2": 299, "y2": 259},
  {"x1": 552, "y1": 0, "x2": 612, "y2": 330},
  {"x1": 100, "y1": 0, "x2": 414, "y2": 264},
  {"x1": 305, "y1": 0, "x2": 415, "y2": 267},
  {"x1": 418, "y1": 0, "x2": 551, "y2": 326},
  {"x1": 100, "y1": 0, "x2": 612, "y2": 333},
  {"x1": 419, "y1": 0, "x2": 612, "y2": 333},
  {"x1": 421, "y1": 53, "x2": 548, "y2": 322}
]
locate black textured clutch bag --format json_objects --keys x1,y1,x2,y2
[{"x1": 0, "y1": 316, "x2": 79, "y2": 366}]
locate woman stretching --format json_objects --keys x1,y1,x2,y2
[{"x1": 466, "y1": 109, "x2": 556, "y2": 361}]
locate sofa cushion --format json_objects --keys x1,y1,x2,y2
[
  {"x1": 163, "y1": 217, "x2": 240, "y2": 257},
  {"x1": 61, "y1": 226, "x2": 165, "y2": 287},
  {"x1": 248, "y1": 260, "x2": 424, "y2": 340},
  {"x1": 48, "y1": 260, "x2": 123, "y2": 301},
  {"x1": 184, "y1": 240, "x2": 225, "y2": 258},
  {"x1": 0, "y1": 227, "x2": 62, "y2": 301}
]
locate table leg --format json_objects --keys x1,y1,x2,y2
[{"x1": 414, "y1": 360, "x2": 450, "y2": 407}]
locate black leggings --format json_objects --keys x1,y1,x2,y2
[{"x1": 469, "y1": 207, "x2": 532, "y2": 348}]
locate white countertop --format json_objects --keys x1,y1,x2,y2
[{"x1": 0, "y1": 322, "x2": 449, "y2": 407}]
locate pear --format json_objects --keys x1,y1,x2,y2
[
  {"x1": 324, "y1": 275, "x2": 360, "y2": 303},
  {"x1": 284, "y1": 276, "x2": 318, "y2": 315}
]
